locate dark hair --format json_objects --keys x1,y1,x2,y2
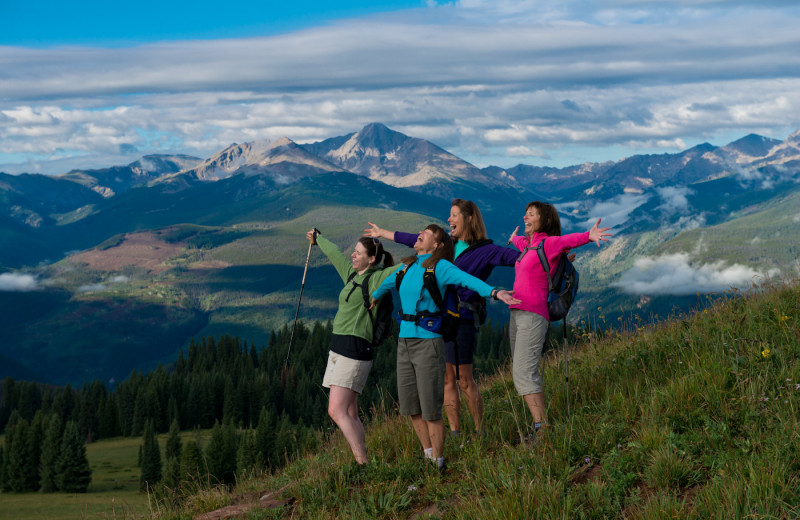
[
  {"x1": 451, "y1": 198, "x2": 487, "y2": 244},
  {"x1": 401, "y1": 224, "x2": 455, "y2": 268},
  {"x1": 526, "y1": 201, "x2": 561, "y2": 236},
  {"x1": 358, "y1": 236, "x2": 394, "y2": 268}
]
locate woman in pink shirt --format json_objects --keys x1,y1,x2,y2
[{"x1": 509, "y1": 201, "x2": 611, "y2": 443}]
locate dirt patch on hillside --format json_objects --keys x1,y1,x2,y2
[
  {"x1": 194, "y1": 487, "x2": 293, "y2": 520},
  {"x1": 70, "y1": 232, "x2": 184, "y2": 274}
]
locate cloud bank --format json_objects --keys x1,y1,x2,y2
[
  {"x1": 612, "y1": 252, "x2": 777, "y2": 296},
  {"x1": 0, "y1": 273, "x2": 39, "y2": 292},
  {"x1": 1, "y1": 0, "x2": 799, "y2": 174}
]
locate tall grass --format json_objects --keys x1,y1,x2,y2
[{"x1": 153, "y1": 280, "x2": 800, "y2": 519}]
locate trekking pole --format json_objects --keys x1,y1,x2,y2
[
  {"x1": 563, "y1": 318, "x2": 570, "y2": 417},
  {"x1": 285, "y1": 236, "x2": 314, "y2": 367}
]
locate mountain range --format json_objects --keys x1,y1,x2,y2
[{"x1": 1, "y1": 122, "x2": 799, "y2": 385}]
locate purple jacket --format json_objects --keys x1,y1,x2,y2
[{"x1": 395, "y1": 231, "x2": 518, "y2": 321}]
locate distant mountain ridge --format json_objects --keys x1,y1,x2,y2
[{"x1": 1, "y1": 122, "x2": 799, "y2": 385}]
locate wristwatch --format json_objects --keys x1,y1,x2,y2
[{"x1": 491, "y1": 288, "x2": 499, "y2": 300}]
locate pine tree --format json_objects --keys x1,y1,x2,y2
[
  {"x1": 39, "y1": 414, "x2": 63, "y2": 492},
  {"x1": 5, "y1": 417, "x2": 38, "y2": 492},
  {"x1": 205, "y1": 420, "x2": 238, "y2": 485},
  {"x1": 236, "y1": 430, "x2": 258, "y2": 476},
  {"x1": 162, "y1": 419, "x2": 183, "y2": 491},
  {"x1": 255, "y1": 406, "x2": 275, "y2": 469},
  {"x1": 139, "y1": 420, "x2": 162, "y2": 491},
  {"x1": 55, "y1": 421, "x2": 92, "y2": 493},
  {"x1": 164, "y1": 419, "x2": 182, "y2": 460},
  {"x1": 179, "y1": 439, "x2": 205, "y2": 486},
  {"x1": 0, "y1": 444, "x2": 5, "y2": 491}
]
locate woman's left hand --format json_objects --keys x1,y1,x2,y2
[{"x1": 588, "y1": 218, "x2": 612, "y2": 246}]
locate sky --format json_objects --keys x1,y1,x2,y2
[{"x1": 2, "y1": 0, "x2": 800, "y2": 175}]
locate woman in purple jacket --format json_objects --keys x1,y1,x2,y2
[{"x1": 365, "y1": 198, "x2": 519, "y2": 438}]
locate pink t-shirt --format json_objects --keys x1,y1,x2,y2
[{"x1": 510, "y1": 231, "x2": 590, "y2": 319}]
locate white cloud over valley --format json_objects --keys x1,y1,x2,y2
[
  {"x1": 1, "y1": 0, "x2": 799, "y2": 174},
  {"x1": 0, "y1": 273, "x2": 39, "y2": 292},
  {"x1": 612, "y1": 252, "x2": 778, "y2": 296}
]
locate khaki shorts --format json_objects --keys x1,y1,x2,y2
[
  {"x1": 322, "y1": 351, "x2": 373, "y2": 394},
  {"x1": 396, "y1": 337, "x2": 446, "y2": 421},
  {"x1": 509, "y1": 309, "x2": 549, "y2": 395}
]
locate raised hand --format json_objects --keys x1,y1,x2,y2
[
  {"x1": 588, "y1": 218, "x2": 612, "y2": 246},
  {"x1": 364, "y1": 222, "x2": 396, "y2": 242},
  {"x1": 506, "y1": 225, "x2": 520, "y2": 245},
  {"x1": 364, "y1": 222, "x2": 384, "y2": 238}
]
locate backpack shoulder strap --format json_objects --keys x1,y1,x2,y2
[
  {"x1": 422, "y1": 266, "x2": 445, "y2": 311},
  {"x1": 535, "y1": 238, "x2": 556, "y2": 291},
  {"x1": 395, "y1": 263, "x2": 411, "y2": 290}
]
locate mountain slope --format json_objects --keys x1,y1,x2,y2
[
  {"x1": 302, "y1": 122, "x2": 511, "y2": 191},
  {"x1": 182, "y1": 138, "x2": 342, "y2": 183}
]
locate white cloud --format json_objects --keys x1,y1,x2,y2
[
  {"x1": 580, "y1": 193, "x2": 650, "y2": 229},
  {"x1": 77, "y1": 283, "x2": 107, "y2": 293},
  {"x1": 656, "y1": 185, "x2": 694, "y2": 214},
  {"x1": 506, "y1": 145, "x2": 549, "y2": 158},
  {"x1": 612, "y1": 252, "x2": 776, "y2": 295},
  {"x1": 1, "y1": 1, "x2": 800, "y2": 174},
  {"x1": 0, "y1": 273, "x2": 39, "y2": 292}
]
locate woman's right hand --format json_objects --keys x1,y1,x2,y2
[{"x1": 364, "y1": 222, "x2": 385, "y2": 238}]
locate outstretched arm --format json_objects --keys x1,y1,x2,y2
[
  {"x1": 588, "y1": 218, "x2": 613, "y2": 246},
  {"x1": 364, "y1": 222, "x2": 396, "y2": 242}
]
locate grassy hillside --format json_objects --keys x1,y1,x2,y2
[{"x1": 153, "y1": 279, "x2": 799, "y2": 519}]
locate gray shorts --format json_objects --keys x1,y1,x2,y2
[
  {"x1": 509, "y1": 309, "x2": 549, "y2": 395},
  {"x1": 396, "y1": 337, "x2": 446, "y2": 421},
  {"x1": 322, "y1": 351, "x2": 373, "y2": 394}
]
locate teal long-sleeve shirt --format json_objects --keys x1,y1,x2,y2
[{"x1": 372, "y1": 254, "x2": 495, "y2": 339}]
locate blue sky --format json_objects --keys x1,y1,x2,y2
[
  {"x1": 2, "y1": 0, "x2": 800, "y2": 175},
  {"x1": 0, "y1": 0, "x2": 425, "y2": 46}
]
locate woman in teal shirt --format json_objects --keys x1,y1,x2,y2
[{"x1": 371, "y1": 224, "x2": 518, "y2": 470}]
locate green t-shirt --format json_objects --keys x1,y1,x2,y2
[{"x1": 317, "y1": 235, "x2": 401, "y2": 346}]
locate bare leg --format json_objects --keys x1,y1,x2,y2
[
  {"x1": 427, "y1": 419, "x2": 446, "y2": 459},
  {"x1": 410, "y1": 414, "x2": 432, "y2": 451},
  {"x1": 328, "y1": 386, "x2": 368, "y2": 464},
  {"x1": 443, "y1": 363, "x2": 461, "y2": 432},
  {"x1": 456, "y1": 363, "x2": 484, "y2": 432},
  {"x1": 523, "y1": 392, "x2": 546, "y2": 425}
]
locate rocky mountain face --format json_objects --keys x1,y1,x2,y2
[
  {"x1": 301, "y1": 122, "x2": 510, "y2": 191},
  {"x1": 59, "y1": 154, "x2": 201, "y2": 198},
  {"x1": 184, "y1": 138, "x2": 341, "y2": 183}
]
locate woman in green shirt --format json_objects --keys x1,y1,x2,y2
[{"x1": 305, "y1": 228, "x2": 398, "y2": 464}]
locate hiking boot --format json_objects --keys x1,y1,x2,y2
[{"x1": 513, "y1": 431, "x2": 537, "y2": 447}]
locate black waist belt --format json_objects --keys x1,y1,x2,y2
[{"x1": 398, "y1": 312, "x2": 420, "y2": 322}]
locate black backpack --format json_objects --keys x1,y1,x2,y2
[
  {"x1": 346, "y1": 270, "x2": 394, "y2": 346},
  {"x1": 394, "y1": 264, "x2": 460, "y2": 342},
  {"x1": 534, "y1": 238, "x2": 580, "y2": 321}
]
